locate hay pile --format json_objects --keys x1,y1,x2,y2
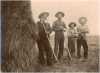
[{"x1": 1, "y1": 1, "x2": 38, "y2": 72}]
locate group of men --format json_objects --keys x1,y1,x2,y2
[{"x1": 34, "y1": 11, "x2": 89, "y2": 66}]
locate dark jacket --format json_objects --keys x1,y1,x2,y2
[{"x1": 37, "y1": 21, "x2": 51, "y2": 40}]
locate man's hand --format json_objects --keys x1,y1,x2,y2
[{"x1": 31, "y1": 32, "x2": 39, "y2": 41}]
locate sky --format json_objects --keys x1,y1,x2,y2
[{"x1": 31, "y1": 0, "x2": 99, "y2": 35}]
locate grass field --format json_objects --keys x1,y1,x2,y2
[
  {"x1": 2, "y1": 35, "x2": 99, "y2": 72},
  {"x1": 33, "y1": 35, "x2": 99, "y2": 72}
]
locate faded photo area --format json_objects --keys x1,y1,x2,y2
[{"x1": 1, "y1": 0, "x2": 99, "y2": 72}]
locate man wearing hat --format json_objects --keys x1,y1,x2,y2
[
  {"x1": 77, "y1": 17, "x2": 89, "y2": 61},
  {"x1": 52, "y1": 12, "x2": 67, "y2": 61},
  {"x1": 67, "y1": 22, "x2": 78, "y2": 57},
  {"x1": 36, "y1": 12, "x2": 53, "y2": 66}
]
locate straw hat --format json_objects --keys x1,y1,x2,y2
[
  {"x1": 55, "y1": 12, "x2": 64, "y2": 17},
  {"x1": 68, "y1": 22, "x2": 76, "y2": 27},
  {"x1": 79, "y1": 17, "x2": 87, "y2": 22},
  {"x1": 38, "y1": 12, "x2": 49, "y2": 18}
]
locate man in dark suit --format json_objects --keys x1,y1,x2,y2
[{"x1": 36, "y1": 12, "x2": 53, "y2": 66}]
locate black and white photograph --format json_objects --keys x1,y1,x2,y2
[{"x1": 0, "y1": 0, "x2": 100, "y2": 72}]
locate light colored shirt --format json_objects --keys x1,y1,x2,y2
[
  {"x1": 77, "y1": 24, "x2": 89, "y2": 39},
  {"x1": 52, "y1": 20, "x2": 66, "y2": 32},
  {"x1": 67, "y1": 27, "x2": 78, "y2": 38}
]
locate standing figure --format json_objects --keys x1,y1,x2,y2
[
  {"x1": 67, "y1": 22, "x2": 77, "y2": 57},
  {"x1": 52, "y1": 12, "x2": 67, "y2": 60},
  {"x1": 36, "y1": 12, "x2": 53, "y2": 66},
  {"x1": 77, "y1": 17, "x2": 89, "y2": 60}
]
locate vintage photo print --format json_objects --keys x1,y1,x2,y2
[{"x1": 1, "y1": 0, "x2": 100, "y2": 72}]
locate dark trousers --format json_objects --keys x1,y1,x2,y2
[
  {"x1": 77, "y1": 38, "x2": 88, "y2": 58},
  {"x1": 68, "y1": 37, "x2": 75, "y2": 56},
  {"x1": 37, "y1": 39, "x2": 53, "y2": 65},
  {"x1": 54, "y1": 32, "x2": 64, "y2": 60}
]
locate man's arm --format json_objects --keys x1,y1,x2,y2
[
  {"x1": 59, "y1": 22, "x2": 67, "y2": 31},
  {"x1": 63, "y1": 22, "x2": 67, "y2": 31},
  {"x1": 67, "y1": 29, "x2": 72, "y2": 37},
  {"x1": 63, "y1": 22, "x2": 67, "y2": 29},
  {"x1": 81, "y1": 25, "x2": 89, "y2": 33},
  {"x1": 52, "y1": 22, "x2": 57, "y2": 31},
  {"x1": 46, "y1": 23, "x2": 52, "y2": 34}
]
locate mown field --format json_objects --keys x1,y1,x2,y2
[{"x1": 32, "y1": 35, "x2": 99, "y2": 72}]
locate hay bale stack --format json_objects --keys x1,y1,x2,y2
[{"x1": 1, "y1": 1, "x2": 38, "y2": 72}]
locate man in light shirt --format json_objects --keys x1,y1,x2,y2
[
  {"x1": 52, "y1": 12, "x2": 67, "y2": 61},
  {"x1": 67, "y1": 22, "x2": 77, "y2": 57},
  {"x1": 77, "y1": 17, "x2": 89, "y2": 61}
]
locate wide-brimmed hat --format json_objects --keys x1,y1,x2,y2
[
  {"x1": 38, "y1": 12, "x2": 49, "y2": 18},
  {"x1": 79, "y1": 17, "x2": 87, "y2": 22},
  {"x1": 68, "y1": 22, "x2": 76, "y2": 27},
  {"x1": 55, "y1": 12, "x2": 64, "y2": 17}
]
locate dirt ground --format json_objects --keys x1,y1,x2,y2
[{"x1": 32, "y1": 36, "x2": 99, "y2": 72}]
